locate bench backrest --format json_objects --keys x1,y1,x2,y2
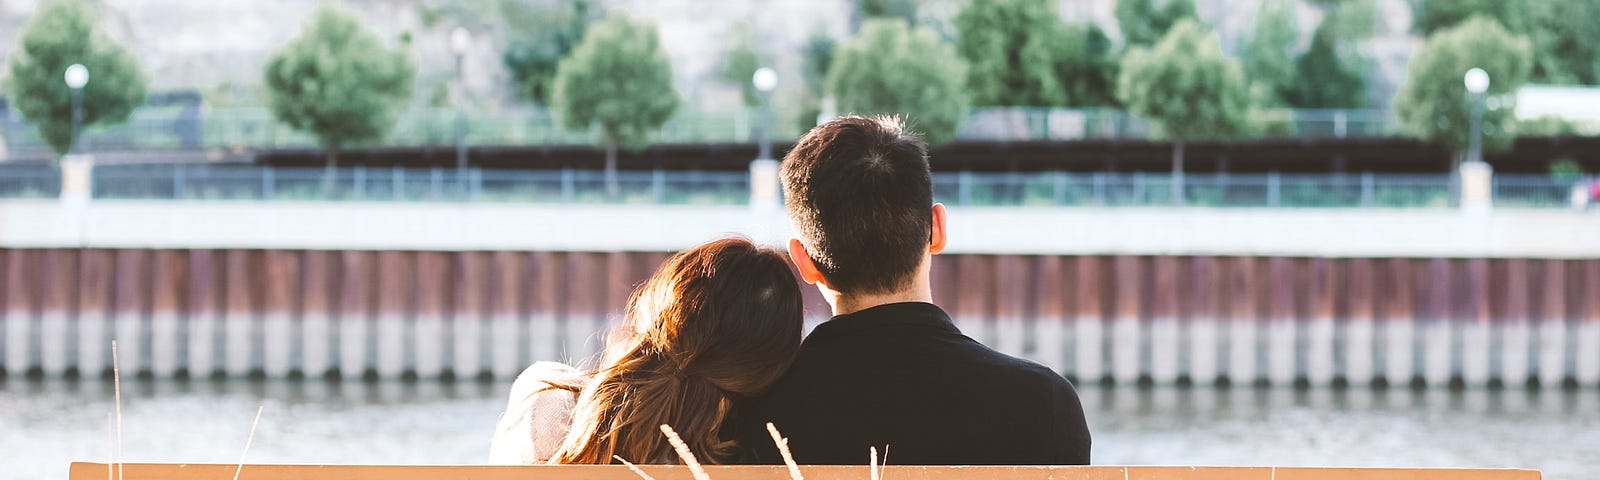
[{"x1": 68, "y1": 463, "x2": 1540, "y2": 480}]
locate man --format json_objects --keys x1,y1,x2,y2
[{"x1": 732, "y1": 115, "x2": 1091, "y2": 465}]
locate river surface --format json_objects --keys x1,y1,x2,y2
[{"x1": 1, "y1": 379, "x2": 1595, "y2": 480}]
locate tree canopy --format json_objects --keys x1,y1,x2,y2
[
  {"x1": 1393, "y1": 16, "x2": 1532, "y2": 153},
  {"x1": 720, "y1": 22, "x2": 763, "y2": 107},
  {"x1": 501, "y1": 0, "x2": 591, "y2": 106},
  {"x1": 552, "y1": 11, "x2": 679, "y2": 151},
  {"x1": 827, "y1": 18, "x2": 969, "y2": 144},
  {"x1": 1117, "y1": 19, "x2": 1253, "y2": 142},
  {"x1": 1241, "y1": 0, "x2": 1297, "y2": 106},
  {"x1": 1286, "y1": 22, "x2": 1367, "y2": 108},
  {"x1": 1114, "y1": 0, "x2": 1198, "y2": 48},
  {"x1": 954, "y1": 0, "x2": 1064, "y2": 107},
  {"x1": 1412, "y1": 0, "x2": 1531, "y2": 36},
  {"x1": 264, "y1": 4, "x2": 416, "y2": 163},
  {"x1": 4, "y1": 0, "x2": 147, "y2": 157},
  {"x1": 1528, "y1": 0, "x2": 1600, "y2": 85}
]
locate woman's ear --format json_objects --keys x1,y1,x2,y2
[
  {"x1": 788, "y1": 238, "x2": 826, "y2": 285},
  {"x1": 928, "y1": 203, "x2": 948, "y2": 255}
]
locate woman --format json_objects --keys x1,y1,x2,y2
[{"x1": 490, "y1": 237, "x2": 804, "y2": 465}]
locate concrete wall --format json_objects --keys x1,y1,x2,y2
[{"x1": 2, "y1": 200, "x2": 1598, "y2": 257}]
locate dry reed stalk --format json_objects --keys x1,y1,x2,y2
[
  {"x1": 111, "y1": 340, "x2": 123, "y2": 480},
  {"x1": 658, "y1": 424, "x2": 711, "y2": 480},
  {"x1": 106, "y1": 413, "x2": 113, "y2": 480},
  {"x1": 612, "y1": 455, "x2": 659, "y2": 480},
  {"x1": 232, "y1": 406, "x2": 264, "y2": 480},
  {"x1": 765, "y1": 422, "x2": 803, "y2": 480},
  {"x1": 869, "y1": 446, "x2": 879, "y2": 480}
]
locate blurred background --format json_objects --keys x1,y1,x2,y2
[{"x1": 1, "y1": 0, "x2": 1598, "y2": 479}]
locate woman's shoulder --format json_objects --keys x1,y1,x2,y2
[{"x1": 490, "y1": 362, "x2": 589, "y2": 465}]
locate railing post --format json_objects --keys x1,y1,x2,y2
[
  {"x1": 1361, "y1": 171, "x2": 1375, "y2": 207},
  {"x1": 430, "y1": 166, "x2": 443, "y2": 200},
  {"x1": 392, "y1": 166, "x2": 404, "y2": 201},
  {"x1": 653, "y1": 168, "x2": 667, "y2": 204},
  {"x1": 470, "y1": 167, "x2": 483, "y2": 201},
  {"x1": 1335, "y1": 110, "x2": 1348, "y2": 138},
  {"x1": 173, "y1": 164, "x2": 186, "y2": 200},
  {"x1": 561, "y1": 168, "x2": 575, "y2": 203},
  {"x1": 1132, "y1": 172, "x2": 1145, "y2": 206},
  {"x1": 958, "y1": 170, "x2": 974, "y2": 206},
  {"x1": 262, "y1": 165, "x2": 275, "y2": 200},
  {"x1": 1093, "y1": 171, "x2": 1107, "y2": 205},
  {"x1": 1268, "y1": 171, "x2": 1282, "y2": 207},
  {"x1": 1053, "y1": 171, "x2": 1067, "y2": 206},
  {"x1": 354, "y1": 165, "x2": 367, "y2": 200}
]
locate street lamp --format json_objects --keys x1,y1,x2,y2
[
  {"x1": 64, "y1": 64, "x2": 89, "y2": 155},
  {"x1": 450, "y1": 27, "x2": 472, "y2": 178},
  {"x1": 1464, "y1": 68, "x2": 1489, "y2": 165},
  {"x1": 752, "y1": 67, "x2": 778, "y2": 161}
]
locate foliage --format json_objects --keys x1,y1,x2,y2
[
  {"x1": 1393, "y1": 16, "x2": 1532, "y2": 153},
  {"x1": 1116, "y1": 19, "x2": 1254, "y2": 142},
  {"x1": 1241, "y1": 0, "x2": 1297, "y2": 106},
  {"x1": 954, "y1": 0, "x2": 1064, "y2": 106},
  {"x1": 857, "y1": 0, "x2": 919, "y2": 24},
  {"x1": 826, "y1": 18, "x2": 969, "y2": 144},
  {"x1": 797, "y1": 31, "x2": 837, "y2": 130},
  {"x1": 1044, "y1": 23, "x2": 1122, "y2": 108},
  {"x1": 720, "y1": 22, "x2": 763, "y2": 107},
  {"x1": 1527, "y1": 0, "x2": 1600, "y2": 85},
  {"x1": 1548, "y1": 158, "x2": 1584, "y2": 177},
  {"x1": 501, "y1": 0, "x2": 591, "y2": 105},
  {"x1": 1115, "y1": 0, "x2": 1197, "y2": 47},
  {"x1": 4, "y1": 0, "x2": 147, "y2": 157},
  {"x1": 264, "y1": 4, "x2": 416, "y2": 163},
  {"x1": 1411, "y1": 0, "x2": 1531, "y2": 35},
  {"x1": 1286, "y1": 23, "x2": 1367, "y2": 108},
  {"x1": 1518, "y1": 116, "x2": 1583, "y2": 137},
  {"x1": 552, "y1": 11, "x2": 680, "y2": 151}
]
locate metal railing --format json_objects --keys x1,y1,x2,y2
[
  {"x1": 86, "y1": 165, "x2": 750, "y2": 205},
  {"x1": 932, "y1": 172, "x2": 1583, "y2": 208},
  {"x1": 2, "y1": 164, "x2": 1585, "y2": 209},
  {"x1": 1, "y1": 106, "x2": 1402, "y2": 157}
]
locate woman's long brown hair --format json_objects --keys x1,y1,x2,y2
[{"x1": 550, "y1": 237, "x2": 803, "y2": 465}]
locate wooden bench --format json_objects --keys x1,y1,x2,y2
[{"x1": 69, "y1": 463, "x2": 1540, "y2": 480}]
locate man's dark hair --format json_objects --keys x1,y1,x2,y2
[{"x1": 782, "y1": 115, "x2": 932, "y2": 295}]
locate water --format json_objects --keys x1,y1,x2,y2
[{"x1": 1, "y1": 379, "x2": 1595, "y2": 480}]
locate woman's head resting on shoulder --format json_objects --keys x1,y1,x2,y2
[{"x1": 552, "y1": 236, "x2": 804, "y2": 465}]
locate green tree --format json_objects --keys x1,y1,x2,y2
[
  {"x1": 1411, "y1": 0, "x2": 1531, "y2": 35},
  {"x1": 4, "y1": 0, "x2": 147, "y2": 157},
  {"x1": 1241, "y1": 0, "x2": 1297, "y2": 106},
  {"x1": 1035, "y1": 23, "x2": 1123, "y2": 108},
  {"x1": 264, "y1": 4, "x2": 416, "y2": 168},
  {"x1": 1394, "y1": 16, "x2": 1532, "y2": 155},
  {"x1": 1528, "y1": 0, "x2": 1600, "y2": 85},
  {"x1": 954, "y1": 0, "x2": 1065, "y2": 107},
  {"x1": 827, "y1": 18, "x2": 970, "y2": 145},
  {"x1": 1117, "y1": 20, "x2": 1253, "y2": 204},
  {"x1": 552, "y1": 11, "x2": 680, "y2": 193},
  {"x1": 720, "y1": 22, "x2": 763, "y2": 107},
  {"x1": 797, "y1": 31, "x2": 837, "y2": 131},
  {"x1": 1286, "y1": 23, "x2": 1367, "y2": 108},
  {"x1": 501, "y1": 0, "x2": 591, "y2": 106},
  {"x1": 1115, "y1": 0, "x2": 1197, "y2": 48}
]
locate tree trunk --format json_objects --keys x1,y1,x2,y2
[
  {"x1": 1172, "y1": 141, "x2": 1185, "y2": 206},
  {"x1": 604, "y1": 139, "x2": 619, "y2": 200}
]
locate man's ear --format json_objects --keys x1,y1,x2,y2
[
  {"x1": 929, "y1": 203, "x2": 948, "y2": 255},
  {"x1": 788, "y1": 238, "x2": 827, "y2": 285}
]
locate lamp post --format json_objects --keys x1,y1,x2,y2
[
  {"x1": 1464, "y1": 68, "x2": 1489, "y2": 166},
  {"x1": 752, "y1": 67, "x2": 778, "y2": 161},
  {"x1": 64, "y1": 64, "x2": 89, "y2": 155},
  {"x1": 450, "y1": 27, "x2": 472, "y2": 179}
]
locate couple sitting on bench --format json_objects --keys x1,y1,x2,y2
[{"x1": 489, "y1": 116, "x2": 1092, "y2": 466}]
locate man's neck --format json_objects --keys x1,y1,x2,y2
[{"x1": 828, "y1": 286, "x2": 933, "y2": 316}]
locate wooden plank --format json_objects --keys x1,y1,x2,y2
[
  {"x1": 187, "y1": 250, "x2": 222, "y2": 377},
  {"x1": 1030, "y1": 255, "x2": 1067, "y2": 373},
  {"x1": 954, "y1": 254, "x2": 995, "y2": 347},
  {"x1": 413, "y1": 251, "x2": 451, "y2": 379},
  {"x1": 375, "y1": 251, "x2": 415, "y2": 379},
  {"x1": 1266, "y1": 257, "x2": 1296, "y2": 385},
  {"x1": 993, "y1": 255, "x2": 1028, "y2": 359},
  {"x1": 488, "y1": 251, "x2": 527, "y2": 378},
  {"x1": 1226, "y1": 256, "x2": 1260, "y2": 385},
  {"x1": 1461, "y1": 259, "x2": 1491, "y2": 387},
  {"x1": 71, "y1": 249, "x2": 112, "y2": 377},
  {"x1": 1343, "y1": 258, "x2": 1376, "y2": 386},
  {"x1": 602, "y1": 251, "x2": 635, "y2": 355},
  {"x1": 112, "y1": 249, "x2": 151, "y2": 376},
  {"x1": 563, "y1": 252, "x2": 603, "y2": 364},
  {"x1": 261, "y1": 250, "x2": 299, "y2": 378},
  {"x1": 1381, "y1": 258, "x2": 1417, "y2": 386},
  {"x1": 1111, "y1": 255, "x2": 1143, "y2": 385},
  {"x1": 223, "y1": 249, "x2": 261, "y2": 377},
  {"x1": 1073, "y1": 256, "x2": 1104, "y2": 383},
  {"x1": 1188, "y1": 256, "x2": 1220, "y2": 385},
  {"x1": 3, "y1": 249, "x2": 36, "y2": 375},
  {"x1": 337, "y1": 251, "x2": 375, "y2": 379},
  {"x1": 300, "y1": 250, "x2": 334, "y2": 378},
  {"x1": 1535, "y1": 259, "x2": 1568, "y2": 387},
  {"x1": 529, "y1": 252, "x2": 562, "y2": 364},
  {"x1": 148, "y1": 250, "x2": 187, "y2": 378},
  {"x1": 1499, "y1": 259, "x2": 1532, "y2": 387},
  {"x1": 1422, "y1": 258, "x2": 1453, "y2": 387},
  {"x1": 1579, "y1": 259, "x2": 1600, "y2": 386},
  {"x1": 1150, "y1": 256, "x2": 1180, "y2": 384},
  {"x1": 67, "y1": 463, "x2": 1539, "y2": 480},
  {"x1": 1306, "y1": 258, "x2": 1337, "y2": 386},
  {"x1": 454, "y1": 251, "x2": 491, "y2": 378}
]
